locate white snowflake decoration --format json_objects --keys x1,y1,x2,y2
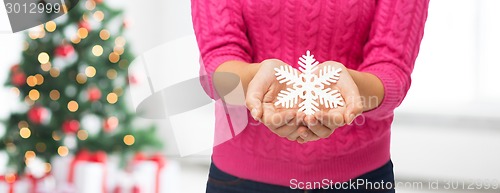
[{"x1": 274, "y1": 51, "x2": 344, "y2": 115}]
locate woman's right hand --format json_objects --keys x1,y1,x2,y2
[{"x1": 246, "y1": 59, "x2": 309, "y2": 141}]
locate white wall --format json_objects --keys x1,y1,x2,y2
[
  {"x1": 392, "y1": 0, "x2": 500, "y2": 183},
  {"x1": 0, "y1": 35, "x2": 22, "y2": 119},
  {"x1": 399, "y1": 0, "x2": 500, "y2": 117}
]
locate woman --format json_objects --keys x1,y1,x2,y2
[{"x1": 192, "y1": 0, "x2": 429, "y2": 192}]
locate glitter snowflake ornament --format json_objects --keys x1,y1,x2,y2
[{"x1": 274, "y1": 51, "x2": 344, "y2": 115}]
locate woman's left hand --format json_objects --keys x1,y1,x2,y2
[{"x1": 298, "y1": 61, "x2": 364, "y2": 143}]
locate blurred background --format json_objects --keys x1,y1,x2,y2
[{"x1": 1, "y1": 0, "x2": 499, "y2": 193}]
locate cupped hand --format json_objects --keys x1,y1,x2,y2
[
  {"x1": 299, "y1": 61, "x2": 364, "y2": 142},
  {"x1": 246, "y1": 59, "x2": 309, "y2": 141}
]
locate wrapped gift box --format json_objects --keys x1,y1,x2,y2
[
  {"x1": 51, "y1": 150, "x2": 107, "y2": 193},
  {"x1": 130, "y1": 154, "x2": 179, "y2": 193},
  {"x1": 0, "y1": 175, "x2": 29, "y2": 193}
]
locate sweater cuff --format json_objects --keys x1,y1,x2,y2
[
  {"x1": 359, "y1": 66, "x2": 405, "y2": 120},
  {"x1": 200, "y1": 51, "x2": 251, "y2": 99}
]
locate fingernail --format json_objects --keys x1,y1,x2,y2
[
  {"x1": 301, "y1": 132, "x2": 308, "y2": 138},
  {"x1": 251, "y1": 108, "x2": 259, "y2": 121}
]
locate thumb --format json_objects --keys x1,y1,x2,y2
[
  {"x1": 344, "y1": 95, "x2": 363, "y2": 124},
  {"x1": 246, "y1": 81, "x2": 265, "y2": 121},
  {"x1": 247, "y1": 98, "x2": 262, "y2": 121}
]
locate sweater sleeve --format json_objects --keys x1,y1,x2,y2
[
  {"x1": 191, "y1": 0, "x2": 253, "y2": 99},
  {"x1": 357, "y1": 0, "x2": 429, "y2": 120}
]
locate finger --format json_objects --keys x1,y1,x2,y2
[
  {"x1": 262, "y1": 105, "x2": 296, "y2": 130},
  {"x1": 343, "y1": 93, "x2": 363, "y2": 125},
  {"x1": 273, "y1": 116, "x2": 300, "y2": 138},
  {"x1": 343, "y1": 97, "x2": 363, "y2": 125},
  {"x1": 335, "y1": 71, "x2": 363, "y2": 124},
  {"x1": 285, "y1": 124, "x2": 302, "y2": 141},
  {"x1": 286, "y1": 113, "x2": 309, "y2": 141},
  {"x1": 269, "y1": 108, "x2": 302, "y2": 138},
  {"x1": 245, "y1": 79, "x2": 266, "y2": 120},
  {"x1": 304, "y1": 115, "x2": 334, "y2": 139},
  {"x1": 297, "y1": 126, "x2": 320, "y2": 142},
  {"x1": 314, "y1": 110, "x2": 345, "y2": 131},
  {"x1": 295, "y1": 111, "x2": 307, "y2": 124},
  {"x1": 341, "y1": 97, "x2": 361, "y2": 124}
]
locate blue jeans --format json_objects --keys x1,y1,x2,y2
[{"x1": 206, "y1": 160, "x2": 396, "y2": 193}]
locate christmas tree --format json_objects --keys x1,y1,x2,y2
[{"x1": 0, "y1": 0, "x2": 162, "y2": 173}]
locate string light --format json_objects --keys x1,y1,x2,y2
[
  {"x1": 57, "y1": 146, "x2": 69, "y2": 157},
  {"x1": 5, "y1": 174, "x2": 16, "y2": 184},
  {"x1": 85, "y1": 0, "x2": 96, "y2": 10},
  {"x1": 35, "y1": 74, "x2": 44, "y2": 85},
  {"x1": 92, "y1": 45, "x2": 103, "y2": 56},
  {"x1": 123, "y1": 135, "x2": 135, "y2": 146},
  {"x1": 29, "y1": 31, "x2": 39, "y2": 39},
  {"x1": 50, "y1": 90, "x2": 60, "y2": 100},
  {"x1": 82, "y1": 13, "x2": 89, "y2": 21},
  {"x1": 38, "y1": 30, "x2": 46, "y2": 39},
  {"x1": 109, "y1": 52, "x2": 120, "y2": 63},
  {"x1": 113, "y1": 88, "x2": 123, "y2": 96},
  {"x1": 68, "y1": 101, "x2": 79, "y2": 112},
  {"x1": 36, "y1": 142, "x2": 47, "y2": 152},
  {"x1": 29, "y1": 25, "x2": 46, "y2": 39},
  {"x1": 11, "y1": 87, "x2": 20, "y2": 96},
  {"x1": 20, "y1": 127, "x2": 31, "y2": 138},
  {"x1": 6, "y1": 143, "x2": 17, "y2": 153},
  {"x1": 85, "y1": 66, "x2": 97, "y2": 77},
  {"x1": 77, "y1": 130, "x2": 88, "y2": 140},
  {"x1": 25, "y1": 151, "x2": 36, "y2": 160},
  {"x1": 94, "y1": 11, "x2": 105, "y2": 21},
  {"x1": 76, "y1": 73, "x2": 87, "y2": 84},
  {"x1": 107, "y1": 93, "x2": 118, "y2": 104},
  {"x1": 71, "y1": 37, "x2": 81, "y2": 44},
  {"x1": 50, "y1": 68, "x2": 60, "y2": 77},
  {"x1": 27, "y1": 76, "x2": 37, "y2": 87},
  {"x1": 23, "y1": 41, "x2": 29, "y2": 51},
  {"x1": 113, "y1": 46, "x2": 124, "y2": 55},
  {"x1": 38, "y1": 52, "x2": 50, "y2": 64},
  {"x1": 62, "y1": 3, "x2": 68, "y2": 13},
  {"x1": 115, "y1": 36, "x2": 126, "y2": 47},
  {"x1": 106, "y1": 69, "x2": 117, "y2": 79},
  {"x1": 52, "y1": 131, "x2": 61, "y2": 141},
  {"x1": 29, "y1": 89, "x2": 40, "y2": 101},
  {"x1": 45, "y1": 21, "x2": 57, "y2": 32},
  {"x1": 77, "y1": 28, "x2": 88, "y2": 39},
  {"x1": 107, "y1": 116, "x2": 119, "y2": 128},
  {"x1": 40, "y1": 62, "x2": 51, "y2": 71},
  {"x1": 25, "y1": 96, "x2": 35, "y2": 105},
  {"x1": 18, "y1": 121, "x2": 28, "y2": 129},
  {"x1": 99, "y1": 30, "x2": 110, "y2": 40},
  {"x1": 45, "y1": 163, "x2": 52, "y2": 173}
]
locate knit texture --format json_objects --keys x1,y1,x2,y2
[{"x1": 192, "y1": 0, "x2": 429, "y2": 187}]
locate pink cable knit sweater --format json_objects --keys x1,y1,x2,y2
[{"x1": 192, "y1": 0, "x2": 429, "y2": 187}]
